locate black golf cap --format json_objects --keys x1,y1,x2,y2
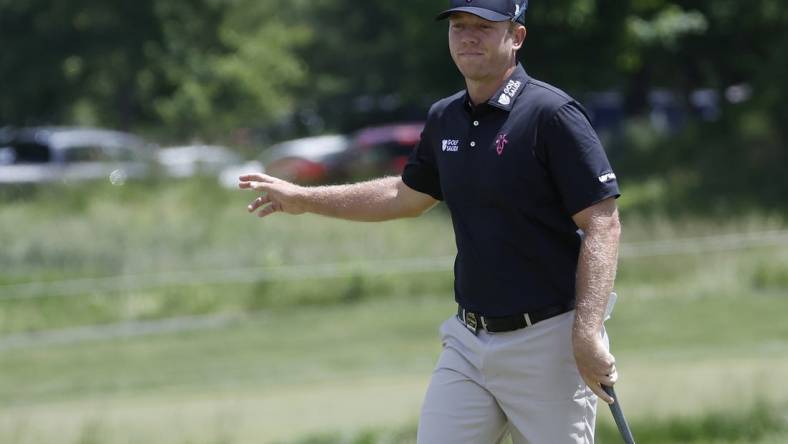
[{"x1": 436, "y1": 0, "x2": 528, "y2": 24}]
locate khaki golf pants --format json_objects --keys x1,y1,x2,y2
[{"x1": 417, "y1": 310, "x2": 607, "y2": 444}]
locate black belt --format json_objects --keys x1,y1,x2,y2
[{"x1": 457, "y1": 303, "x2": 574, "y2": 335}]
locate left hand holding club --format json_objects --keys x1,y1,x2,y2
[{"x1": 573, "y1": 333, "x2": 617, "y2": 404}]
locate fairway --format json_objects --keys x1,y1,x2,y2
[
  {"x1": 2, "y1": 288, "x2": 788, "y2": 443},
  {"x1": 1, "y1": 181, "x2": 787, "y2": 443}
]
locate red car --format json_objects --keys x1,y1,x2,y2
[
  {"x1": 345, "y1": 122, "x2": 425, "y2": 179},
  {"x1": 261, "y1": 134, "x2": 351, "y2": 185}
]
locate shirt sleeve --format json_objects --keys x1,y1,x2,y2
[
  {"x1": 541, "y1": 102, "x2": 620, "y2": 216},
  {"x1": 402, "y1": 120, "x2": 443, "y2": 201}
]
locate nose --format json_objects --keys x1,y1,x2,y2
[{"x1": 459, "y1": 28, "x2": 479, "y2": 45}]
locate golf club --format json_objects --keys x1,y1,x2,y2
[{"x1": 603, "y1": 384, "x2": 636, "y2": 444}]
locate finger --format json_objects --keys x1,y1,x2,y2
[
  {"x1": 239, "y1": 181, "x2": 272, "y2": 193},
  {"x1": 239, "y1": 173, "x2": 273, "y2": 183},
  {"x1": 606, "y1": 368, "x2": 619, "y2": 385},
  {"x1": 247, "y1": 195, "x2": 271, "y2": 212},
  {"x1": 592, "y1": 384, "x2": 615, "y2": 404},
  {"x1": 591, "y1": 361, "x2": 617, "y2": 385},
  {"x1": 256, "y1": 204, "x2": 277, "y2": 218},
  {"x1": 239, "y1": 181, "x2": 263, "y2": 190},
  {"x1": 584, "y1": 376, "x2": 615, "y2": 404},
  {"x1": 599, "y1": 370, "x2": 618, "y2": 387}
]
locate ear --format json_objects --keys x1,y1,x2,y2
[{"x1": 512, "y1": 25, "x2": 527, "y2": 50}]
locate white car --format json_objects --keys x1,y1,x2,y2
[
  {"x1": 217, "y1": 160, "x2": 264, "y2": 189},
  {"x1": 156, "y1": 145, "x2": 243, "y2": 178},
  {"x1": 0, "y1": 127, "x2": 154, "y2": 185}
]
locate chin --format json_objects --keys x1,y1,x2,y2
[{"x1": 458, "y1": 66, "x2": 490, "y2": 81}]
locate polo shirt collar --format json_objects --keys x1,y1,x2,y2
[
  {"x1": 486, "y1": 63, "x2": 530, "y2": 111},
  {"x1": 462, "y1": 64, "x2": 531, "y2": 114}
]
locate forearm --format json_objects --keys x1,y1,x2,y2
[
  {"x1": 573, "y1": 212, "x2": 621, "y2": 340},
  {"x1": 301, "y1": 176, "x2": 427, "y2": 222}
]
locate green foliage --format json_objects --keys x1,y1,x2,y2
[
  {"x1": 627, "y1": 5, "x2": 708, "y2": 50},
  {"x1": 613, "y1": 105, "x2": 788, "y2": 212},
  {"x1": 152, "y1": 0, "x2": 311, "y2": 137},
  {"x1": 0, "y1": 0, "x2": 309, "y2": 137},
  {"x1": 2, "y1": 0, "x2": 788, "y2": 200}
]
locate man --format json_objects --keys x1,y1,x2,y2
[{"x1": 239, "y1": 0, "x2": 621, "y2": 442}]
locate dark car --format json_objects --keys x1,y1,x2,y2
[
  {"x1": 344, "y1": 122, "x2": 424, "y2": 179},
  {"x1": 261, "y1": 134, "x2": 351, "y2": 185},
  {"x1": 0, "y1": 127, "x2": 155, "y2": 185}
]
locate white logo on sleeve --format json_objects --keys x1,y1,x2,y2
[
  {"x1": 598, "y1": 172, "x2": 617, "y2": 183},
  {"x1": 442, "y1": 139, "x2": 460, "y2": 152}
]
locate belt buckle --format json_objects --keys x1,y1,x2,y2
[{"x1": 464, "y1": 311, "x2": 480, "y2": 335}]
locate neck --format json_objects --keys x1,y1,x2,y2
[{"x1": 466, "y1": 63, "x2": 518, "y2": 106}]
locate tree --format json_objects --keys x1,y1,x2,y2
[{"x1": 0, "y1": 0, "x2": 310, "y2": 140}]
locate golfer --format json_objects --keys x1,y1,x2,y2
[{"x1": 240, "y1": 0, "x2": 621, "y2": 442}]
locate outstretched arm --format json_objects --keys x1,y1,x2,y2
[
  {"x1": 571, "y1": 197, "x2": 621, "y2": 404},
  {"x1": 239, "y1": 173, "x2": 438, "y2": 222}
]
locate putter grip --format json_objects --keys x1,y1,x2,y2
[{"x1": 603, "y1": 385, "x2": 636, "y2": 444}]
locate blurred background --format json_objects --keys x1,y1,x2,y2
[{"x1": 1, "y1": 0, "x2": 787, "y2": 443}]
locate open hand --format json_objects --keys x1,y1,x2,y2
[{"x1": 239, "y1": 173, "x2": 308, "y2": 218}]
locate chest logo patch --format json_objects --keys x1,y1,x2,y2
[
  {"x1": 442, "y1": 139, "x2": 460, "y2": 152},
  {"x1": 495, "y1": 134, "x2": 508, "y2": 156},
  {"x1": 498, "y1": 94, "x2": 511, "y2": 106}
]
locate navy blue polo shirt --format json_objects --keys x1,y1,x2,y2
[{"x1": 402, "y1": 63, "x2": 620, "y2": 317}]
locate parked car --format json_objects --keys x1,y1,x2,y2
[
  {"x1": 344, "y1": 122, "x2": 424, "y2": 179},
  {"x1": 260, "y1": 134, "x2": 351, "y2": 185},
  {"x1": 217, "y1": 158, "x2": 264, "y2": 189},
  {"x1": 0, "y1": 127, "x2": 154, "y2": 185},
  {"x1": 157, "y1": 144, "x2": 243, "y2": 178}
]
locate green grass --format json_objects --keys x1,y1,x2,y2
[
  {"x1": 1, "y1": 178, "x2": 788, "y2": 443},
  {"x1": 2, "y1": 288, "x2": 788, "y2": 443},
  {"x1": 277, "y1": 403, "x2": 788, "y2": 444},
  {"x1": 0, "y1": 178, "x2": 457, "y2": 333}
]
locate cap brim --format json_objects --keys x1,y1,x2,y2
[{"x1": 435, "y1": 7, "x2": 511, "y2": 22}]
